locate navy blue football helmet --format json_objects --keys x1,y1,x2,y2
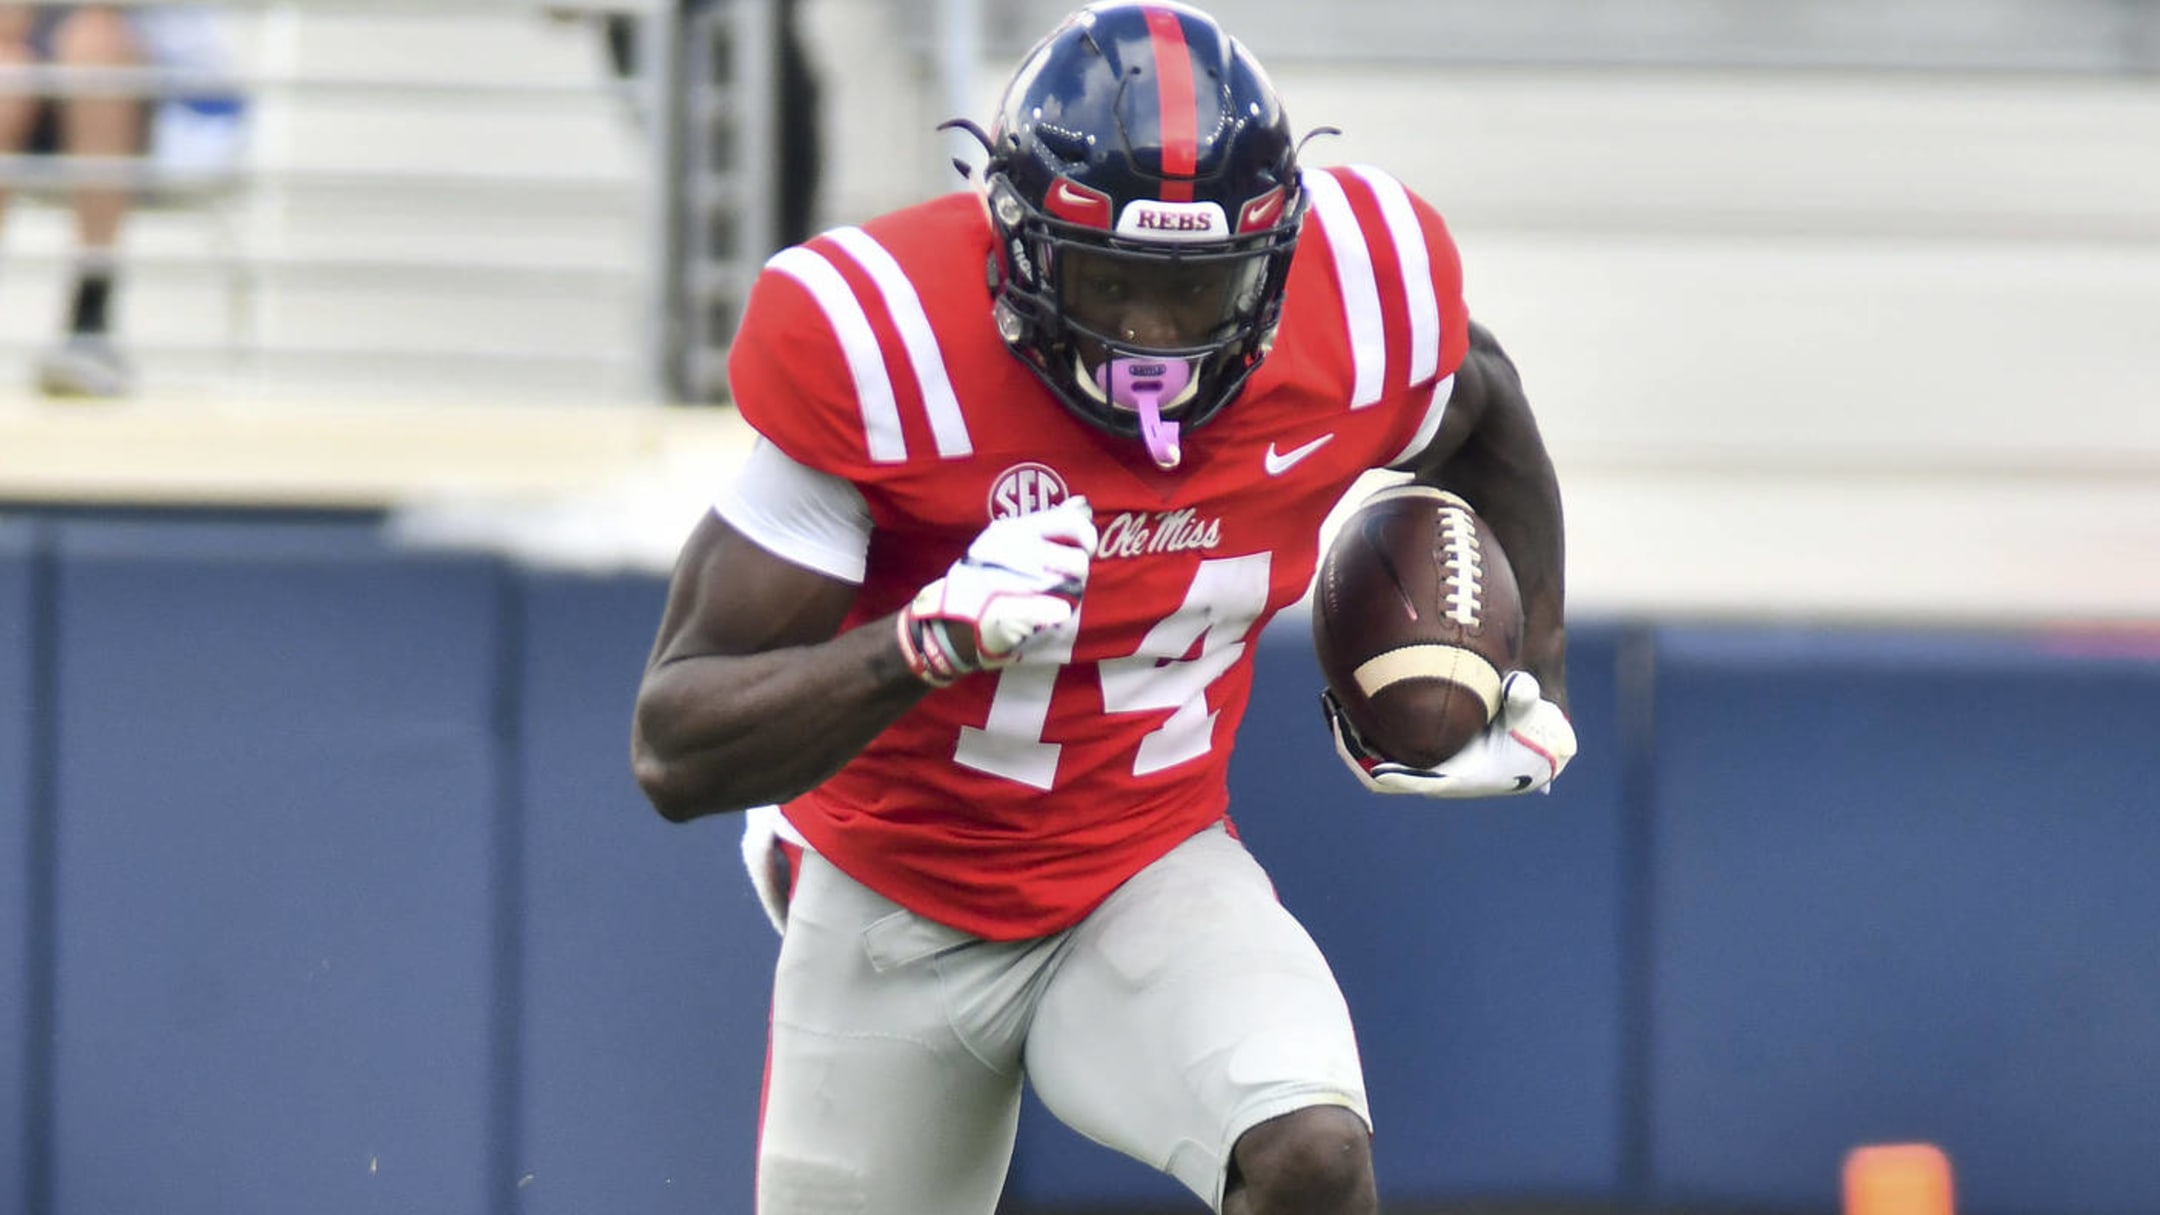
[{"x1": 971, "y1": 1, "x2": 1308, "y2": 469}]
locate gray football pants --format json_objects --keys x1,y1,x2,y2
[{"x1": 756, "y1": 822, "x2": 1371, "y2": 1214}]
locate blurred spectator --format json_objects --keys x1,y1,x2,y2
[
  {"x1": 133, "y1": 8, "x2": 247, "y2": 184},
  {"x1": 727, "y1": 0, "x2": 822, "y2": 251},
  {"x1": 561, "y1": 0, "x2": 822, "y2": 247},
  {"x1": 698, "y1": 0, "x2": 822, "y2": 250},
  {"x1": 0, "y1": 5, "x2": 243, "y2": 398}
]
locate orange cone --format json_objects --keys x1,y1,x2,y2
[{"x1": 1844, "y1": 1143, "x2": 1955, "y2": 1215}]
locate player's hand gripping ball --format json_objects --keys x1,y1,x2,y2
[{"x1": 1313, "y1": 485, "x2": 1524, "y2": 769}]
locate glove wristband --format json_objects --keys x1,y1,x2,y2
[{"x1": 895, "y1": 609, "x2": 964, "y2": 687}]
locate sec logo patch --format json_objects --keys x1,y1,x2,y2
[{"x1": 986, "y1": 463, "x2": 1071, "y2": 520}]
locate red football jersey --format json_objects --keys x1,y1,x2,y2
[{"x1": 727, "y1": 165, "x2": 1470, "y2": 939}]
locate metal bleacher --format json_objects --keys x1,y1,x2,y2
[
  {"x1": 0, "y1": 0, "x2": 791, "y2": 408},
  {"x1": 35, "y1": 0, "x2": 2153, "y2": 407},
  {"x1": 3, "y1": 0, "x2": 2154, "y2": 614}
]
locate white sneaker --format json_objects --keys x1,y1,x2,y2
[{"x1": 36, "y1": 334, "x2": 135, "y2": 399}]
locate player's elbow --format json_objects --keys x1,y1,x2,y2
[
  {"x1": 633, "y1": 729, "x2": 784, "y2": 823},
  {"x1": 629, "y1": 723, "x2": 726, "y2": 823},
  {"x1": 631, "y1": 748, "x2": 694, "y2": 823},
  {"x1": 630, "y1": 687, "x2": 811, "y2": 820}
]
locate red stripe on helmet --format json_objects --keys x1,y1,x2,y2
[{"x1": 1143, "y1": 7, "x2": 1198, "y2": 203}]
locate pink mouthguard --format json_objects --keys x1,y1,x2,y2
[{"x1": 1100, "y1": 356, "x2": 1194, "y2": 470}]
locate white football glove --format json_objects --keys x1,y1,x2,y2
[
  {"x1": 898, "y1": 496, "x2": 1096, "y2": 685},
  {"x1": 740, "y1": 804, "x2": 806, "y2": 935},
  {"x1": 1326, "y1": 671, "x2": 1577, "y2": 798}
]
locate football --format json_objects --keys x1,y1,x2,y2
[{"x1": 1312, "y1": 485, "x2": 1524, "y2": 768}]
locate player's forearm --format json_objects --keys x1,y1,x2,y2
[
  {"x1": 1446, "y1": 457, "x2": 1565, "y2": 694},
  {"x1": 631, "y1": 614, "x2": 930, "y2": 821},
  {"x1": 1423, "y1": 342, "x2": 1569, "y2": 711}
]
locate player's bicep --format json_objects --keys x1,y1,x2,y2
[
  {"x1": 1397, "y1": 321, "x2": 1519, "y2": 479},
  {"x1": 650, "y1": 439, "x2": 874, "y2": 664},
  {"x1": 649, "y1": 512, "x2": 860, "y2": 669}
]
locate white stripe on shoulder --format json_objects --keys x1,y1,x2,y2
[
  {"x1": 1352, "y1": 165, "x2": 1442, "y2": 386},
  {"x1": 1301, "y1": 168, "x2": 1386, "y2": 409},
  {"x1": 765, "y1": 245, "x2": 907, "y2": 464},
  {"x1": 824, "y1": 226, "x2": 975, "y2": 459},
  {"x1": 1384, "y1": 373, "x2": 1456, "y2": 469}
]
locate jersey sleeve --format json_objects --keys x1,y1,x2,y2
[
  {"x1": 1370, "y1": 181, "x2": 1471, "y2": 468},
  {"x1": 1300, "y1": 165, "x2": 1474, "y2": 469},
  {"x1": 726, "y1": 247, "x2": 888, "y2": 482},
  {"x1": 716, "y1": 438, "x2": 874, "y2": 583},
  {"x1": 1405, "y1": 184, "x2": 1470, "y2": 389}
]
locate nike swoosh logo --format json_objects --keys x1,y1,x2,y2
[
  {"x1": 1051, "y1": 181, "x2": 1097, "y2": 210},
  {"x1": 1264, "y1": 433, "x2": 1335, "y2": 475}
]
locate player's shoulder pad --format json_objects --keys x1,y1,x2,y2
[
  {"x1": 729, "y1": 222, "x2": 981, "y2": 478},
  {"x1": 727, "y1": 242, "x2": 879, "y2": 476}
]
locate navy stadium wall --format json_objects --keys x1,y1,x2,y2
[
  {"x1": 1643, "y1": 628, "x2": 2160, "y2": 1215},
  {"x1": 1, "y1": 521, "x2": 40, "y2": 1215},
  {"x1": 44, "y1": 520, "x2": 505, "y2": 1215},
  {"x1": 2, "y1": 513, "x2": 2156, "y2": 1215}
]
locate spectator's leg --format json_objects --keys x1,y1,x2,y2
[
  {"x1": 37, "y1": 4, "x2": 141, "y2": 396},
  {"x1": 0, "y1": 8, "x2": 42, "y2": 226},
  {"x1": 604, "y1": 14, "x2": 636, "y2": 81},
  {"x1": 774, "y1": 0, "x2": 821, "y2": 248},
  {"x1": 54, "y1": 6, "x2": 142, "y2": 321}
]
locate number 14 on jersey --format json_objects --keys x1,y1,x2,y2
[{"x1": 954, "y1": 553, "x2": 1275, "y2": 790}]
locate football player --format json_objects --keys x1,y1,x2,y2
[{"x1": 632, "y1": 3, "x2": 1577, "y2": 1211}]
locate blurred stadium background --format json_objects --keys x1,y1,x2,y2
[{"x1": 0, "y1": 1, "x2": 2156, "y2": 1213}]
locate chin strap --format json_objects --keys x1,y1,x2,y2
[{"x1": 1100, "y1": 356, "x2": 1194, "y2": 470}]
